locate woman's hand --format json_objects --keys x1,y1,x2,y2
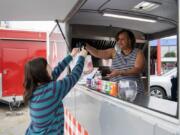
[
  {"x1": 79, "y1": 47, "x2": 88, "y2": 57},
  {"x1": 106, "y1": 69, "x2": 121, "y2": 78},
  {"x1": 71, "y1": 48, "x2": 80, "y2": 57},
  {"x1": 85, "y1": 43, "x2": 91, "y2": 52}
]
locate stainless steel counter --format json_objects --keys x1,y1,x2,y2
[
  {"x1": 132, "y1": 93, "x2": 177, "y2": 117},
  {"x1": 63, "y1": 84, "x2": 179, "y2": 135},
  {"x1": 79, "y1": 84, "x2": 178, "y2": 117}
]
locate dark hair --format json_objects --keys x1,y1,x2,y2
[
  {"x1": 115, "y1": 29, "x2": 136, "y2": 48},
  {"x1": 23, "y1": 57, "x2": 51, "y2": 105}
]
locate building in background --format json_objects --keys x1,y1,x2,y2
[{"x1": 150, "y1": 36, "x2": 177, "y2": 74}]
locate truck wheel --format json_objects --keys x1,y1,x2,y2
[{"x1": 150, "y1": 87, "x2": 167, "y2": 99}]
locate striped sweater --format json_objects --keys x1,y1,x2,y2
[{"x1": 25, "y1": 55, "x2": 85, "y2": 135}]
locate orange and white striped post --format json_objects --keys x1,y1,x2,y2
[{"x1": 64, "y1": 108, "x2": 89, "y2": 135}]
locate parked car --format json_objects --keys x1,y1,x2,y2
[{"x1": 150, "y1": 68, "x2": 177, "y2": 99}]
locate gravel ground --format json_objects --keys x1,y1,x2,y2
[{"x1": 0, "y1": 102, "x2": 30, "y2": 135}]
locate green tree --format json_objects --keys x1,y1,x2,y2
[{"x1": 164, "y1": 52, "x2": 176, "y2": 57}]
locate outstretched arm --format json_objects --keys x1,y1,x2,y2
[
  {"x1": 86, "y1": 43, "x2": 115, "y2": 59},
  {"x1": 52, "y1": 48, "x2": 79, "y2": 80},
  {"x1": 55, "y1": 48, "x2": 87, "y2": 99}
]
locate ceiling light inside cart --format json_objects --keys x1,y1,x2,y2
[
  {"x1": 103, "y1": 13, "x2": 157, "y2": 23},
  {"x1": 133, "y1": 1, "x2": 160, "y2": 11}
]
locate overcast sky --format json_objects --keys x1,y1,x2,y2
[{"x1": 8, "y1": 21, "x2": 56, "y2": 32}]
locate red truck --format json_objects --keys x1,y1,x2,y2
[{"x1": 0, "y1": 29, "x2": 46, "y2": 106}]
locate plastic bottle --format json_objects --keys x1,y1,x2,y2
[
  {"x1": 94, "y1": 70, "x2": 102, "y2": 80},
  {"x1": 110, "y1": 82, "x2": 118, "y2": 97}
]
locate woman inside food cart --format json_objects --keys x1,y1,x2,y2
[{"x1": 86, "y1": 29, "x2": 145, "y2": 94}]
